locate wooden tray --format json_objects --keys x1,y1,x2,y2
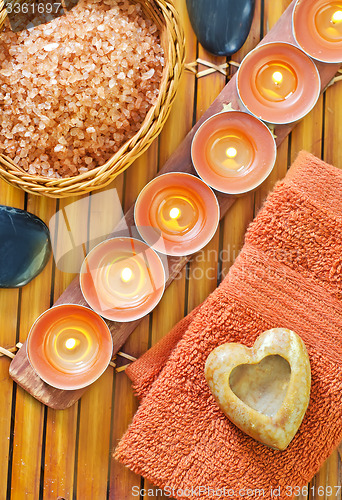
[{"x1": 9, "y1": 0, "x2": 341, "y2": 409}]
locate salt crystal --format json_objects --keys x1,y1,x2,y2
[
  {"x1": 28, "y1": 89, "x2": 39, "y2": 98},
  {"x1": 0, "y1": 69, "x2": 12, "y2": 77},
  {"x1": 141, "y1": 68, "x2": 155, "y2": 80},
  {"x1": 0, "y1": 0, "x2": 164, "y2": 178}
]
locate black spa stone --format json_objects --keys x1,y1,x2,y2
[
  {"x1": 0, "y1": 205, "x2": 52, "y2": 288},
  {"x1": 186, "y1": 0, "x2": 255, "y2": 56}
]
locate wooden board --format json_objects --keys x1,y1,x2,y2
[
  {"x1": 1, "y1": 0, "x2": 342, "y2": 498},
  {"x1": 8, "y1": 0, "x2": 341, "y2": 410}
]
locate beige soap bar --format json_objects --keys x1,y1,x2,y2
[{"x1": 205, "y1": 328, "x2": 311, "y2": 451}]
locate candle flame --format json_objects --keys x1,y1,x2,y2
[
  {"x1": 226, "y1": 147, "x2": 237, "y2": 159},
  {"x1": 272, "y1": 71, "x2": 283, "y2": 85},
  {"x1": 169, "y1": 207, "x2": 181, "y2": 219},
  {"x1": 331, "y1": 10, "x2": 342, "y2": 23},
  {"x1": 65, "y1": 338, "x2": 77, "y2": 350},
  {"x1": 121, "y1": 267, "x2": 133, "y2": 283}
]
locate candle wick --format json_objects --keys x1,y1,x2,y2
[
  {"x1": 169, "y1": 207, "x2": 181, "y2": 220},
  {"x1": 272, "y1": 71, "x2": 283, "y2": 86},
  {"x1": 121, "y1": 267, "x2": 133, "y2": 283},
  {"x1": 226, "y1": 147, "x2": 238, "y2": 159},
  {"x1": 65, "y1": 338, "x2": 77, "y2": 350}
]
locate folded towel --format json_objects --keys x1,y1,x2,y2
[{"x1": 115, "y1": 152, "x2": 342, "y2": 500}]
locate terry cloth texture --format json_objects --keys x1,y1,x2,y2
[{"x1": 115, "y1": 151, "x2": 342, "y2": 500}]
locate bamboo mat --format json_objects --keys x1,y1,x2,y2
[{"x1": 0, "y1": 0, "x2": 341, "y2": 498}]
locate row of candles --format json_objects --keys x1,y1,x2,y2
[{"x1": 26, "y1": 0, "x2": 342, "y2": 391}]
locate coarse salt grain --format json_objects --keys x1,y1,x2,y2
[
  {"x1": 43, "y1": 43, "x2": 59, "y2": 52},
  {"x1": 141, "y1": 68, "x2": 155, "y2": 80},
  {"x1": 0, "y1": 0, "x2": 164, "y2": 179}
]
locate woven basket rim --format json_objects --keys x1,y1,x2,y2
[{"x1": 0, "y1": 0, "x2": 185, "y2": 197}]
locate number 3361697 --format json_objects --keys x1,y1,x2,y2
[
  {"x1": 5, "y1": 2, "x2": 62, "y2": 14},
  {"x1": 286, "y1": 485, "x2": 341, "y2": 497}
]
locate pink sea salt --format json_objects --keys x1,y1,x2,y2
[{"x1": 0, "y1": 0, "x2": 164, "y2": 178}]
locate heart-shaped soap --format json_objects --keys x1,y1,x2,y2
[{"x1": 205, "y1": 328, "x2": 311, "y2": 450}]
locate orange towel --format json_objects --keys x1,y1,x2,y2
[{"x1": 115, "y1": 152, "x2": 342, "y2": 500}]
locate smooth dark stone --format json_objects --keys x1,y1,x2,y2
[
  {"x1": 0, "y1": 205, "x2": 52, "y2": 288},
  {"x1": 186, "y1": 0, "x2": 255, "y2": 56}
]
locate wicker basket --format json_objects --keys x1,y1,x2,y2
[{"x1": 0, "y1": 0, "x2": 185, "y2": 197}]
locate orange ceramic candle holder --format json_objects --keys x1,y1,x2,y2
[
  {"x1": 80, "y1": 237, "x2": 165, "y2": 322},
  {"x1": 191, "y1": 111, "x2": 277, "y2": 194},
  {"x1": 134, "y1": 172, "x2": 220, "y2": 256},
  {"x1": 293, "y1": 0, "x2": 342, "y2": 63},
  {"x1": 237, "y1": 42, "x2": 321, "y2": 124},
  {"x1": 26, "y1": 304, "x2": 113, "y2": 391}
]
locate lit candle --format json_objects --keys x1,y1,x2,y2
[
  {"x1": 80, "y1": 237, "x2": 165, "y2": 322},
  {"x1": 26, "y1": 304, "x2": 113, "y2": 390},
  {"x1": 134, "y1": 172, "x2": 220, "y2": 256},
  {"x1": 293, "y1": 0, "x2": 342, "y2": 63},
  {"x1": 191, "y1": 111, "x2": 276, "y2": 194},
  {"x1": 236, "y1": 42, "x2": 321, "y2": 125}
]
